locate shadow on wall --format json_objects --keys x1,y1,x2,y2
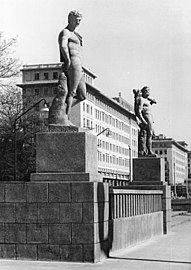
[{"x1": 97, "y1": 183, "x2": 113, "y2": 258}]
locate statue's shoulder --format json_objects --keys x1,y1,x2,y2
[{"x1": 58, "y1": 28, "x2": 71, "y2": 41}]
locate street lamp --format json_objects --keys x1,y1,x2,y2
[
  {"x1": 97, "y1": 128, "x2": 112, "y2": 137},
  {"x1": 14, "y1": 98, "x2": 49, "y2": 181}
]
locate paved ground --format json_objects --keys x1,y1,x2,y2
[{"x1": 0, "y1": 213, "x2": 191, "y2": 270}]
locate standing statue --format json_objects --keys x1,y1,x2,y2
[
  {"x1": 133, "y1": 86, "x2": 157, "y2": 157},
  {"x1": 49, "y1": 10, "x2": 86, "y2": 126}
]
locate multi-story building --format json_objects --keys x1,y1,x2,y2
[
  {"x1": 152, "y1": 134, "x2": 188, "y2": 185},
  {"x1": 17, "y1": 63, "x2": 138, "y2": 181},
  {"x1": 187, "y1": 151, "x2": 191, "y2": 184}
]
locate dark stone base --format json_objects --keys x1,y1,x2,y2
[{"x1": 133, "y1": 157, "x2": 165, "y2": 183}]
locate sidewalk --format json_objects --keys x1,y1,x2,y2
[{"x1": 0, "y1": 213, "x2": 191, "y2": 270}]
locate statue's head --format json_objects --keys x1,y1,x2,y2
[
  {"x1": 141, "y1": 86, "x2": 150, "y2": 97},
  {"x1": 68, "y1": 10, "x2": 82, "y2": 25}
]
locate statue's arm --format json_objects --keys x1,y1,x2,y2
[
  {"x1": 59, "y1": 29, "x2": 71, "y2": 70},
  {"x1": 136, "y1": 98, "x2": 147, "y2": 126}
]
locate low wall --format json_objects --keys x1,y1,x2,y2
[
  {"x1": 172, "y1": 199, "x2": 191, "y2": 212},
  {"x1": 0, "y1": 181, "x2": 109, "y2": 263},
  {"x1": 110, "y1": 212, "x2": 163, "y2": 253},
  {"x1": 0, "y1": 181, "x2": 167, "y2": 263},
  {"x1": 108, "y1": 188, "x2": 163, "y2": 253}
]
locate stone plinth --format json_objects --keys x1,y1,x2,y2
[
  {"x1": 131, "y1": 157, "x2": 171, "y2": 234},
  {"x1": 31, "y1": 131, "x2": 101, "y2": 182},
  {"x1": 133, "y1": 157, "x2": 165, "y2": 184}
]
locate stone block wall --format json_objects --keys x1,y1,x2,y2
[{"x1": 0, "y1": 181, "x2": 109, "y2": 263}]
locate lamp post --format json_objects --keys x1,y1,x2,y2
[
  {"x1": 97, "y1": 128, "x2": 112, "y2": 137},
  {"x1": 128, "y1": 145, "x2": 132, "y2": 181},
  {"x1": 14, "y1": 98, "x2": 49, "y2": 181}
]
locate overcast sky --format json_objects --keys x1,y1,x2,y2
[{"x1": 2, "y1": 0, "x2": 191, "y2": 148}]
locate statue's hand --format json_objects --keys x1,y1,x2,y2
[{"x1": 62, "y1": 60, "x2": 71, "y2": 72}]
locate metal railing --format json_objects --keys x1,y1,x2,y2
[{"x1": 109, "y1": 188, "x2": 163, "y2": 219}]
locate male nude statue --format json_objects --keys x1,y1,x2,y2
[
  {"x1": 49, "y1": 10, "x2": 86, "y2": 126},
  {"x1": 133, "y1": 86, "x2": 156, "y2": 157}
]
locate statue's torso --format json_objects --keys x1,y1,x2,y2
[{"x1": 59, "y1": 29, "x2": 82, "y2": 66}]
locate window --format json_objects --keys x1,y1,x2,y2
[
  {"x1": 44, "y1": 73, "x2": 49, "y2": 80},
  {"x1": 53, "y1": 72, "x2": 58, "y2": 80},
  {"x1": 44, "y1": 88, "x2": 49, "y2": 96},
  {"x1": 34, "y1": 73, "x2": 40, "y2": 80},
  {"x1": 86, "y1": 119, "x2": 90, "y2": 128},
  {"x1": 34, "y1": 88, "x2": 40, "y2": 95},
  {"x1": 53, "y1": 87, "x2": 57, "y2": 95},
  {"x1": 86, "y1": 104, "x2": 89, "y2": 114}
]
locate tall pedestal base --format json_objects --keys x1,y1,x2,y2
[{"x1": 130, "y1": 157, "x2": 171, "y2": 234}]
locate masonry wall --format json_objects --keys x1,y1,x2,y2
[
  {"x1": 0, "y1": 181, "x2": 109, "y2": 263},
  {"x1": 0, "y1": 180, "x2": 169, "y2": 263}
]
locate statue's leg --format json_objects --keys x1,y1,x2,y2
[
  {"x1": 72, "y1": 73, "x2": 86, "y2": 107},
  {"x1": 146, "y1": 121, "x2": 155, "y2": 155},
  {"x1": 48, "y1": 72, "x2": 69, "y2": 125},
  {"x1": 138, "y1": 128, "x2": 147, "y2": 156},
  {"x1": 66, "y1": 67, "x2": 82, "y2": 116}
]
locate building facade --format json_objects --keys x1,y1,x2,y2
[
  {"x1": 18, "y1": 63, "x2": 138, "y2": 181},
  {"x1": 152, "y1": 134, "x2": 188, "y2": 185}
]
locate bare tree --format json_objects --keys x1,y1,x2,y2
[
  {"x1": 0, "y1": 32, "x2": 21, "y2": 92},
  {"x1": 0, "y1": 89, "x2": 44, "y2": 181}
]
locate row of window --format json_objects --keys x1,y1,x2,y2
[
  {"x1": 97, "y1": 151, "x2": 130, "y2": 167},
  {"x1": 83, "y1": 103, "x2": 131, "y2": 134},
  {"x1": 174, "y1": 151, "x2": 187, "y2": 161},
  {"x1": 175, "y1": 159, "x2": 186, "y2": 167},
  {"x1": 87, "y1": 92, "x2": 131, "y2": 124},
  {"x1": 23, "y1": 87, "x2": 57, "y2": 97},
  {"x1": 83, "y1": 117, "x2": 131, "y2": 146},
  {"x1": 175, "y1": 172, "x2": 186, "y2": 179},
  {"x1": 98, "y1": 167, "x2": 129, "y2": 177},
  {"x1": 155, "y1": 149, "x2": 167, "y2": 155},
  {"x1": 34, "y1": 72, "x2": 59, "y2": 81},
  {"x1": 95, "y1": 109, "x2": 130, "y2": 133},
  {"x1": 95, "y1": 124, "x2": 130, "y2": 145},
  {"x1": 97, "y1": 139, "x2": 129, "y2": 155}
]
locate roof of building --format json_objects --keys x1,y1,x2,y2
[
  {"x1": 153, "y1": 135, "x2": 188, "y2": 153},
  {"x1": 86, "y1": 83, "x2": 136, "y2": 121}
]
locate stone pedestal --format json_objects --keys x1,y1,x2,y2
[
  {"x1": 27, "y1": 129, "x2": 109, "y2": 262},
  {"x1": 133, "y1": 157, "x2": 165, "y2": 184},
  {"x1": 131, "y1": 157, "x2": 171, "y2": 234},
  {"x1": 31, "y1": 130, "x2": 102, "y2": 182}
]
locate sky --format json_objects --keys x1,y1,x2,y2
[{"x1": 1, "y1": 0, "x2": 191, "y2": 148}]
